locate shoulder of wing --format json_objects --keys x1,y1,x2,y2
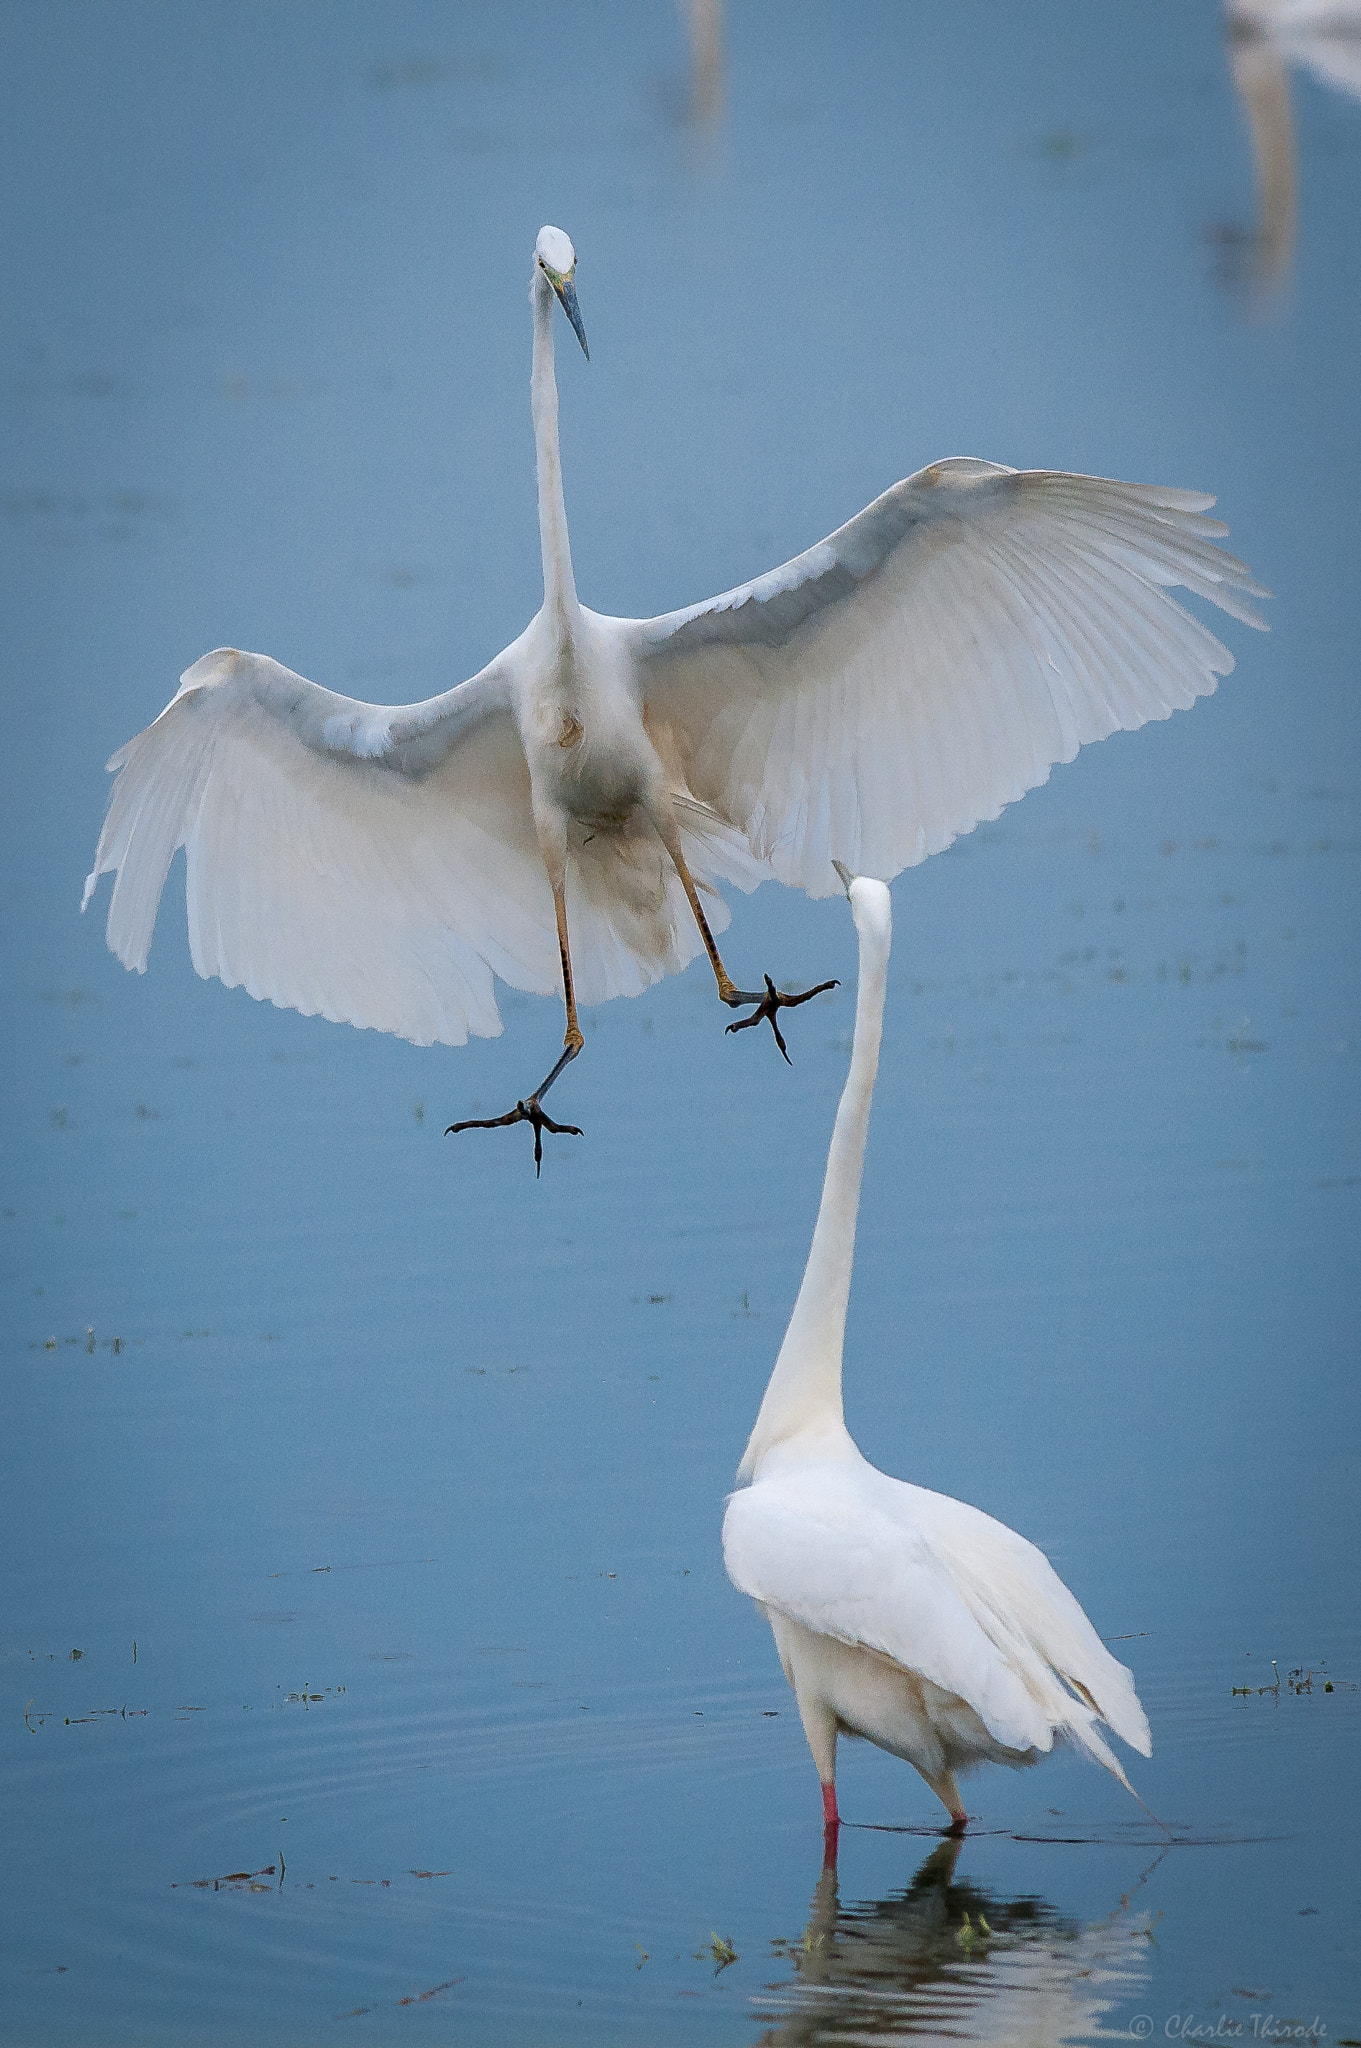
[
  {"x1": 723, "y1": 1470, "x2": 932, "y2": 1594},
  {"x1": 152, "y1": 646, "x2": 515, "y2": 776},
  {"x1": 627, "y1": 460, "x2": 1018, "y2": 662},
  {"x1": 627, "y1": 456, "x2": 1267, "y2": 669}
]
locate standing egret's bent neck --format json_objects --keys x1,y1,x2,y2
[
  {"x1": 738, "y1": 887, "x2": 891, "y2": 1480},
  {"x1": 531, "y1": 271, "x2": 578, "y2": 621}
]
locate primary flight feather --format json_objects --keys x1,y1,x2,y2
[{"x1": 84, "y1": 225, "x2": 1268, "y2": 1164}]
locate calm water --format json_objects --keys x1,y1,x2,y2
[{"x1": 3, "y1": 2, "x2": 1358, "y2": 2041}]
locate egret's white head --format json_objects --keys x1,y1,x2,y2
[{"x1": 534, "y1": 225, "x2": 589, "y2": 359}]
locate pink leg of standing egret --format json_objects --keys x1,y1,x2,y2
[{"x1": 821, "y1": 1779, "x2": 840, "y2": 1864}]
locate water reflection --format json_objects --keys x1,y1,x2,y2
[
  {"x1": 753, "y1": 1840, "x2": 1152, "y2": 2045},
  {"x1": 1223, "y1": 0, "x2": 1361, "y2": 289},
  {"x1": 681, "y1": 0, "x2": 725, "y2": 129}
]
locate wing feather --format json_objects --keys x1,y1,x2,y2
[
  {"x1": 633, "y1": 461, "x2": 1268, "y2": 895},
  {"x1": 723, "y1": 1479, "x2": 1052, "y2": 1756},
  {"x1": 724, "y1": 1462, "x2": 1151, "y2": 1767},
  {"x1": 84, "y1": 648, "x2": 560, "y2": 1047},
  {"x1": 86, "y1": 646, "x2": 770, "y2": 1039}
]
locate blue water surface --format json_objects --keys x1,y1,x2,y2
[{"x1": 2, "y1": 3, "x2": 1358, "y2": 2041}]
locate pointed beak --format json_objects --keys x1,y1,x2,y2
[
  {"x1": 552, "y1": 274, "x2": 589, "y2": 359},
  {"x1": 832, "y1": 859, "x2": 857, "y2": 897}
]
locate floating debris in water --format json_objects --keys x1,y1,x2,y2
[
  {"x1": 957, "y1": 1909, "x2": 994, "y2": 1952},
  {"x1": 337, "y1": 1977, "x2": 463, "y2": 2021},
  {"x1": 170, "y1": 1863, "x2": 279, "y2": 1893},
  {"x1": 1231, "y1": 1658, "x2": 1350, "y2": 1698},
  {"x1": 698, "y1": 1931, "x2": 738, "y2": 1974},
  {"x1": 34, "y1": 1330, "x2": 131, "y2": 1355},
  {"x1": 279, "y1": 1682, "x2": 346, "y2": 1708}
]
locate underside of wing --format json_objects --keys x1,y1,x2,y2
[
  {"x1": 84, "y1": 648, "x2": 558, "y2": 1048},
  {"x1": 85, "y1": 647, "x2": 770, "y2": 1040},
  {"x1": 633, "y1": 461, "x2": 1269, "y2": 896}
]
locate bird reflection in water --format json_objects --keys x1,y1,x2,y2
[
  {"x1": 681, "y1": 0, "x2": 724, "y2": 131},
  {"x1": 1221, "y1": 0, "x2": 1361, "y2": 292},
  {"x1": 753, "y1": 1838, "x2": 1153, "y2": 2047}
]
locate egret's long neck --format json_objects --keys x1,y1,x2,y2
[
  {"x1": 738, "y1": 911, "x2": 889, "y2": 1479},
  {"x1": 531, "y1": 274, "x2": 578, "y2": 619}
]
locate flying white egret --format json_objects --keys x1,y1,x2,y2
[
  {"x1": 723, "y1": 867, "x2": 1153, "y2": 1848},
  {"x1": 84, "y1": 224, "x2": 1268, "y2": 1170}
]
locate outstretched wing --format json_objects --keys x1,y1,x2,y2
[
  {"x1": 632, "y1": 461, "x2": 1269, "y2": 895},
  {"x1": 83, "y1": 647, "x2": 559, "y2": 1047}
]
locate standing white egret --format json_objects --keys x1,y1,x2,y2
[
  {"x1": 723, "y1": 867, "x2": 1153, "y2": 1849},
  {"x1": 1224, "y1": 0, "x2": 1361, "y2": 288},
  {"x1": 84, "y1": 225, "x2": 1268, "y2": 1170}
]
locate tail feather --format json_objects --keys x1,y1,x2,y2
[
  {"x1": 1061, "y1": 1699, "x2": 1135, "y2": 1791},
  {"x1": 562, "y1": 792, "x2": 768, "y2": 1008}
]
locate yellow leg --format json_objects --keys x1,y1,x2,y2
[
  {"x1": 647, "y1": 798, "x2": 839, "y2": 1059},
  {"x1": 444, "y1": 862, "x2": 585, "y2": 1176},
  {"x1": 647, "y1": 805, "x2": 740, "y2": 1000},
  {"x1": 552, "y1": 878, "x2": 585, "y2": 1056}
]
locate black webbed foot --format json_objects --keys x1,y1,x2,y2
[{"x1": 723, "y1": 974, "x2": 840, "y2": 1062}]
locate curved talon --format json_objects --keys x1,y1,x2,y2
[
  {"x1": 724, "y1": 974, "x2": 840, "y2": 1063},
  {"x1": 446, "y1": 1097, "x2": 583, "y2": 1177}
]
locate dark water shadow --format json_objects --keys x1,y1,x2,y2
[
  {"x1": 752, "y1": 1837, "x2": 1158, "y2": 2044},
  {"x1": 853, "y1": 1819, "x2": 1288, "y2": 1848}
]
